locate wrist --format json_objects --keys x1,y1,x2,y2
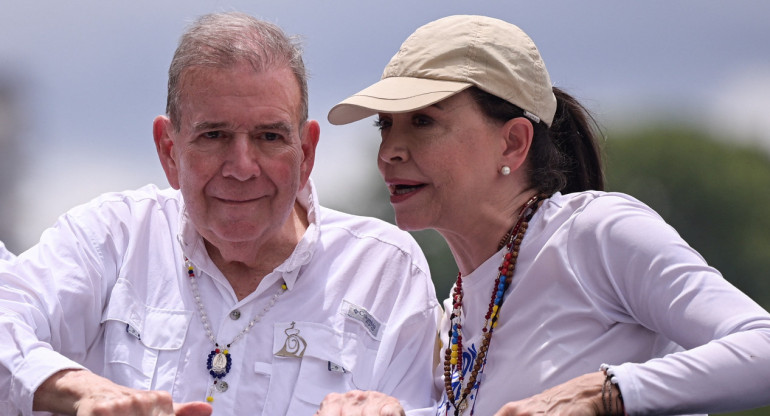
[
  {"x1": 33, "y1": 369, "x2": 97, "y2": 414},
  {"x1": 599, "y1": 364, "x2": 626, "y2": 416}
]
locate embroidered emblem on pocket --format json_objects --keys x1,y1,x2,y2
[
  {"x1": 276, "y1": 321, "x2": 307, "y2": 358},
  {"x1": 344, "y1": 301, "x2": 381, "y2": 339}
]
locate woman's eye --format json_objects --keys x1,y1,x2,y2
[
  {"x1": 374, "y1": 118, "x2": 392, "y2": 130},
  {"x1": 412, "y1": 115, "x2": 432, "y2": 127}
]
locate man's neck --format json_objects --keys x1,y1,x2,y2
[{"x1": 205, "y1": 202, "x2": 309, "y2": 300}]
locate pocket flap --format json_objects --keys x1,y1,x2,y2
[{"x1": 102, "y1": 278, "x2": 192, "y2": 350}]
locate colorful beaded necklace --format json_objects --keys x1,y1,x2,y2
[
  {"x1": 185, "y1": 257, "x2": 287, "y2": 404},
  {"x1": 443, "y1": 194, "x2": 544, "y2": 415}
]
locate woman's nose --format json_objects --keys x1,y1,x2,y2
[{"x1": 378, "y1": 134, "x2": 409, "y2": 165}]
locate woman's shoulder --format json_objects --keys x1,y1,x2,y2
[
  {"x1": 548, "y1": 190, "x2": 645, "y2": 209},
  {"x1": 539, "y1": 191, "x2": 670, "y2": 241},
  {"x1": 548, "y1": 191, "x2": 661, "y2": 220}
]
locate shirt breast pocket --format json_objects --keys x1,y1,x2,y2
[
  {"x1": 101, "y1": 278, "x2": 192, "y2": 391},
  {"x1": 267, "y1": 321, "x2": 377, "y2": 415}
]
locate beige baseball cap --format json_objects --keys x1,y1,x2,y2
[{"x1": 327, "y1": 15, "x2": 557, "y2": 127}]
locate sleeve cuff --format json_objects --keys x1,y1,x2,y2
[{"x1": 11, "y1": 347, "x2": 86, "y2": 416}]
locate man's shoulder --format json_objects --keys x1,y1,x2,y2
[
  {"x1": 80, "y1": 184, "x2": 179, "y2": 207},
  {"x1": 317, "y1": 206, "x2": 419, "y2": 248},
  {"x1": 67, "y1": 184, "x2": 183, "y2": 223}
]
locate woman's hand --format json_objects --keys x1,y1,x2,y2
[
  {"x1": 34, "y1": 369, "x2": 213, "y2": 415},
  {"x1": 493, "y1": 371, "x2": 620, "y2": 416},
  {"x1": 317, "y1": 390, "x2": 405, "y2": 416}
]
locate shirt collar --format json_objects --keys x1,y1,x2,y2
[{"x1": 177, "y1": 178, "x2": 321, "y2": 291}]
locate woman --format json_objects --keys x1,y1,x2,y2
[{"x1": 320, "y1": 14, "x2": 770, "y2": 416}]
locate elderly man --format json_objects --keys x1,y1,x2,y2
[{"x1": 0, "y1": 12, "x2": 440, "y2": 416}]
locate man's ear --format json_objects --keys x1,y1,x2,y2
[
  {"x1": 500, "y1": 117, "x2": 534, "y2": 173},
  {"x1": 298, "y1": 120, "x2": 320, "y2": 189},
  {"x1": 153, "y1": 115, "x2": 181, "y2": 190}
]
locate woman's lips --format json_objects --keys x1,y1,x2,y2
[{"x1": 387, "y1": 182, "x2": 427, "y2": 203}]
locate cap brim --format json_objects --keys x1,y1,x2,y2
[{"x1": 327, "y1": 77, "x2": 473, "y2": 125}]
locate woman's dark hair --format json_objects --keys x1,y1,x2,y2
[{"x1": 469, "y1": 86, "x2": 605, "y2": 194}]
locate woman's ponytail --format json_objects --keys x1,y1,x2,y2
[{"x1": 546, "y1": 87, "x2": 604, "y2": 193}]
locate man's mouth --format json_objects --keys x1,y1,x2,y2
[{"x1": 215, "y1": 196, "x2": 261, "y2": 204}]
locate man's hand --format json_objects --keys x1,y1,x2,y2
[
  {"x1": 317, "y1": 390, "x2": 405, "y2": 416},
  {"x1": 34, "y1": 369, "x2": 213, "y2": 415}
]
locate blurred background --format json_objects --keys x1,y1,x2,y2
[{"x1": 1, "y1": 2, "x2": 769, "y2": 414}]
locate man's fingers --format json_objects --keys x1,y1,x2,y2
[
  {"x1": 378, "y1": 403, "x2": 406, "y2": 416},
  {"x1": 316, "y1": 392, "x2": 343, "y2": 415},
  {"x1": 173, "y1": 401, "x2": 213, "y2": 416},
  {"x1": 317, "y1": 390, "x2": 405, "y2": 416}
]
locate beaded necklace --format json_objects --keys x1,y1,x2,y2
[
  {"x1": 443, "y1": 194, "x2": 544, "y2": 415},
  {"x1": 185, "y1": 257, "x2": 287, "y2": 404}
]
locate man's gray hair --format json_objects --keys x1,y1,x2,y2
[{"x1": 166, "y1": 12, "x2": 308, "y2": 130}]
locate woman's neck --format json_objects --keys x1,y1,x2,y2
[{"x1": 440, "y1": 189, "x2": 540, "y2": 275}]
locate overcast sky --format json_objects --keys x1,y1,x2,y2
[{"x1": 1, "y1": 1, "x2": 769, "y2": 250}]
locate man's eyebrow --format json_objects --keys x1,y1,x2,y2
[
  {"x1": 192, "y1": 121, "x2": 232, "y2": 132},
  {"x1": 190, "y1": 121, "x2": 294, "y2": 133},
  {"x1": 257, "y1": 122, "x2": 293, "y2": 134}
]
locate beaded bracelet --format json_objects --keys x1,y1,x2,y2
[{"x1": 599, "y1": 364, "x2": 626, "y2": 416}]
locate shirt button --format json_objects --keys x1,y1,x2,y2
[{"x1": 229, "y1": 309, "x2": 241, "y2": 320}]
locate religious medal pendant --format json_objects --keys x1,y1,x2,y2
[
  {"x1": 205, "y1": 345, "x2": 232, "y2": 403},
  {"x1": 207, "y1": 346, "x2": 232, "y2": 378}
]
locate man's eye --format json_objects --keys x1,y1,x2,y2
[
  {"x1": 262, "y1": 132, "x2": 280, "y2": 141},
  {"x1": 204, "y1": 131, "x2": 222, "y2": 139}
]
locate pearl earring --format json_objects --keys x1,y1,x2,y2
[{"x1": 500, "y1": 166, "x2": 511, "y2": 176}]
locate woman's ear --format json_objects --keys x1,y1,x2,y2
[
  {"x1": 153, "y1": 115, "x2": 181, "y2": 190},
  {"x1": 500, "y1": 117, "x2": 534, "y2": 172}
]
